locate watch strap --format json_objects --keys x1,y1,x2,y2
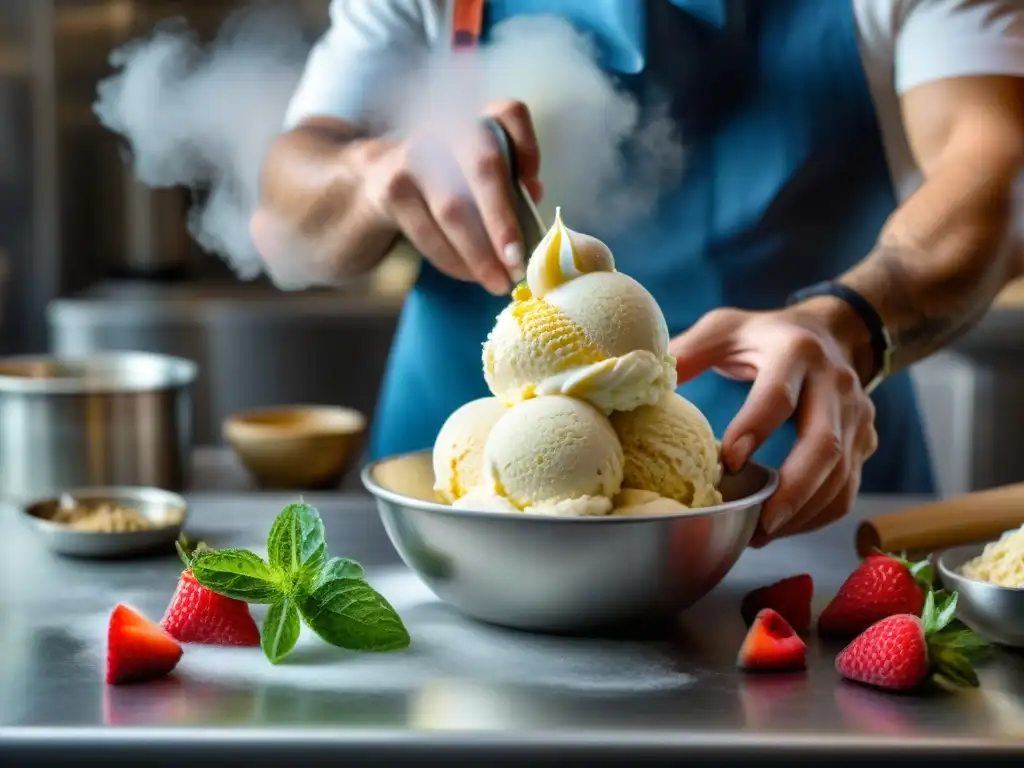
[{"x1": 786, "y1": 281, "x2": 892, "y2": 394}]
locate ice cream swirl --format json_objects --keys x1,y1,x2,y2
[{"x1": 524, "y1": 207, "x2": 615, "y2": 299}]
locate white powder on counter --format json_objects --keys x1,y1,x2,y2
[{"x1": 72, "y1": 568, "x2": 695, "y2": 696}]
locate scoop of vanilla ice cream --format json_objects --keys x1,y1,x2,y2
[
  {"x1": 451, "y1": 486, "x2": 520, "y2": 514},
  {"x1": 456, "y1": 487, "x2": 611, "y2": 517},
  {"x1": 483, "y1": 209, "x2": 676, "y2": 414},
  {"x1": 610, "y1": 392, "x2": 724, "y2": 508},
  {"x1": 479, "y1": 395, "x2": 623, "y2": 516},
  {"x1": 611, "y1": 489, "x2": 692, "y2": 517},
  {"x1": 432, "y1": 396, "x2": 509, "y2": 503}
]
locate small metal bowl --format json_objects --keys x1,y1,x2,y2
[
  {"x1": 19, "y1": 486, "x2": 189, "y2": 559},
  {"x1": 936, "y1": 543, "x2": 1024, "y2": 648},
  {"x1": 362, "y1": 450, "x2": 778, "y2": 633}
]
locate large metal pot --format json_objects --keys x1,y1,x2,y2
[{"x1": 0, "y1": 352, "x2": 197, "y2": 501}]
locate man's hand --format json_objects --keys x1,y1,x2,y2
[
  {"x1": 669, "y1": 304, "x2": 878, "y2": 546},
  {"x1": 360, "y1": 99, "x2": 543, "y2": 296},
  {"x1": 253, "y1": 100, "x2": 542, "y2": 292}
]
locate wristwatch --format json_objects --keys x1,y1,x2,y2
[{"x1": 785, "y1": 281, "x2": 894, "y2": 395}]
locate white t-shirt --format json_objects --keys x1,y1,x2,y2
[{"x1": 285, "y1": 0, "x2": 1024, "y2": 206}]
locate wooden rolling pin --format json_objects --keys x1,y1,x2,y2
[{"x1": 856, "y1": 483, "x2": 1024, "y2": 557}]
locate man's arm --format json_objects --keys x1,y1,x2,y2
[
  {"x1": 252, "y1": 119, "x2": 399, "y2": 284},
  {"x1": 813, "y1": 74, "x2": 1024, "y2": 380},
  {"x1": 251, "y1": 0, "x2": 438, "y2": 285}
]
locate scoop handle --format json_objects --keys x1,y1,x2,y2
[{"x1": 480, "y1": 117, "x2": 547, "y2": 259}]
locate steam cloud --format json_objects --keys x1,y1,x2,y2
[{"x1": 94, "y1": 3, "x2": 684, "y2": 287}]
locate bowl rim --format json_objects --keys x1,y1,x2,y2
[
  {"x1": 19, "y1": 485, "x2": 190, "y2": 536},
  {"x1": 0, "y1": 351, "x2": 197, "y2": 394},
  {"x1": 224, "y1": 404, "x2": 367, "y2": 438},
  {"x1": 936, "y1": 542, "x2": 1024, "y2": 593},
  {"x1": 361, "y1": 449, "x2": 779, "y2": 524}
]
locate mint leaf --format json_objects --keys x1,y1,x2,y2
[
  {"x1": 298, "y1": 577, "x2": 410, "y2": 652},
  {"x1": 314, "y1": 557, "x2": 365, "y2": 587},
  {"x1": 267, "y1": 503, "x2": 327, "y2": 584},
  {"x1": 261, "y1": 597, "x2": 301, "y2": 664},
  {"x1": 191, "y1": 549, "x2": 281, "y2": 603}
]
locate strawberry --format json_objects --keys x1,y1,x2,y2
[
  {"x1": 737, "y1": 608, "x2": 807, "y2": 672},
  {"x1": 818, "y1": 552, "x2": 933, "y2": 638},
  {"x1": 741, "y1": 574, "x2": 813, "y2": 633},
  {"x1": 160, "y1": 540, "x2": 260, "y2": 646},
  {"x1": 106, "y1": 604, "x2": 183, "y2": 685},
  {"x1": 835, "y1": 591, "x2": 988, "y2": 692}
]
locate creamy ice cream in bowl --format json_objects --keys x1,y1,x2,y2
[{"x1": 362, "y1": 211, "x2": 779, "y2": 633}]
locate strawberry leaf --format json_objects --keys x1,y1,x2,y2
[
  {"x1": 174, "y1": 537, "x2": 191, "y2": 568},
  {"x1": 908, "y1": 559, "x2": 935, "y2": 591},
  {"x1": 932, "y1": 626, "x2": 991, "y2": 660},
  {"x1": 175, "y1": 535, "x2": 210, "y2": 568},
  {"x1": 924, "y1": 611, "x2": 988, "y2": 691},
  {"x1": 933, "y1": 591, "x2": 958, "y2": 633},
  {"x1": 932, "y1": 646, "x2": 980, "y2": 688},
  {"x1": 920, "y1": 590, "x2": 938, "y2": 633}
]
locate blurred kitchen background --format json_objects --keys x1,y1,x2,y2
[{"x1": 2, "y1": 0, "x2": 1024, "y2": 497}]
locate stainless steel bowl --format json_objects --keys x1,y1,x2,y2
[
  {"x1": 0, "y1": 352, "x2": 197, "y2": 501},
  {"x1": 937, "y1": 544, "x2": 1024, "y2": 648},
  {"x1": 362, "y1": 450, "x2": 778, "y2": 633},
  {"x1": 18, "y1": 485, "x2": 189, "y2": 559}
]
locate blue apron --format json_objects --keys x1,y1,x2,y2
[{"x1": 371, "y1": 0, "x2": 936, "y2": 495}]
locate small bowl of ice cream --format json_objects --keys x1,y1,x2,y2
[
  {"x1": 937, "y1": 528, "x2": 1024, "y2": 648},
  {"x1": 363, "y1": 210, "x2": 778, "y2": 633}
]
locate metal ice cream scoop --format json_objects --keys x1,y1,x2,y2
[
  {"x1": 384, "y1": 117, "x2": 547, "y2": 285},
  {"x1": 480, "y1": 116, "x2": 547, "y2": 267}
]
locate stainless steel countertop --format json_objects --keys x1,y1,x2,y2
[{"x1": 2, "y1": 487, "x2": 1024, "y2": 763}]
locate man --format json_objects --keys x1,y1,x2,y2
[{"x1": 251, "y1": 0, "x2": 1024, "y2": 545}]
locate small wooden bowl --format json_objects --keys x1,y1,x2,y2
[{"x1": 223, "y1": 405, "x2": 367, "y2": 490}]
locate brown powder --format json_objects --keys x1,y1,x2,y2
[{"x1": 50, "y1": 496, "x2": 180, "y2": 533}]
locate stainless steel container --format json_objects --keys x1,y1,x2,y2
[
  {"x1": 0, "y1": 352, "x2": 197, "y2": 500},
  {"x1": 937, "y1": 543, "x2": 1024, "y2": 648},
  {"x1": 18, "y1": 485, "x2": 189, "y2": 559},
  {"x1": 363, "y1": 450, "x2": 778, "y2": 633}
]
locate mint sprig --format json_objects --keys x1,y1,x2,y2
[{"x1": 190, "y1": 501, "x2": 410, "y2": 664}]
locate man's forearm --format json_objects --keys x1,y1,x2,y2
[
  {"x1": 253, "y1": 119, "x2": 399, "y2": 283},
  {"x1": 835, "y1": 153, "x2": 1021, "y2": 378}
]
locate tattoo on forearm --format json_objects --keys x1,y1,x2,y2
[{"x1": 855, "y1": 244, "x2": 1003, "y2": 370}]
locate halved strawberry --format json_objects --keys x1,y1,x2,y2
[
  {"x1": 737, "y1": 608, "x2": 807, "y2": 672},
  {"x1": 160, "y1": 569, "x2": 261, "y2": 646},
  {"x1": 160, "y1": 540, "x2": 261, "y2": 647},
  {"x1": 741, "y1": 574, "x2": 813, "y2": 633},
  {"x1": 106, "y1": 604, "x2": 183, "y2": 685}
]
